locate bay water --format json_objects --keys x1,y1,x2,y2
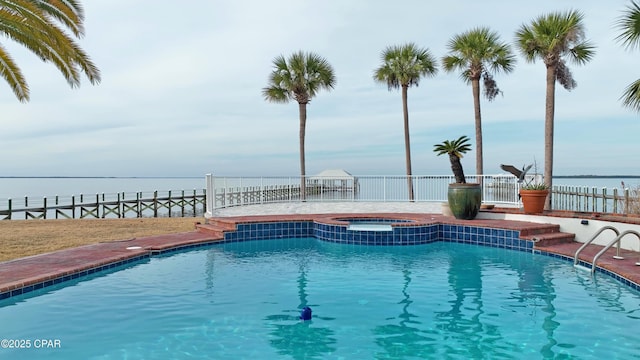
[
  {"x1": 0, "y1": 177, "x2": 206, "y2": 202},
  {"x1": 0, "y1": 176, "x2": 637, "y2": 203}
]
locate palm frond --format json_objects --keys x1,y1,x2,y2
[
  {"x1": 621, "y1": 78, "x2": 640, "y2": 112},
  {"x1": 615, "y1": 0, "x2": 640, "y2": 50},
  {"x1": 515, "y1": 10, "x2": 594, "y2": 88},
  {"x1": 443, "y1": 27, "x2": 515, "y2": 93},
  {"x1": 433, "y1": 135, "x2": 471, "y2": 158},
  {"x1": 263, "y1": 50, "x2": 335, "y2": 105},
  {"x1": 373, "y1": 43, "x2": 437, "y2": 91},
  {"x1": 0, "y1": 44, "x2": 29, "y2": 101},
  {"x1": 34, "y1": 0, "x2": 85, "y2": 37},
  {"x1": 0, "y1": 0, "x2": 100, "y2": 100}
]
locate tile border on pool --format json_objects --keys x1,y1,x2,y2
[
  {"x1": 149, "y1": 239, "x2": 230, "y2": 257},
  {"x1": 0, "y1": 254, "x2": 150, "y2": 301},
  {"x1": 221, "y1": 220, "x2": 533, "y2": 251},
  {"x1": 534, "y1": 250, "x2": 640, "y2": 291},
  {"x1": 2, "y1": 214, "x2": 638, "y2": 302}
]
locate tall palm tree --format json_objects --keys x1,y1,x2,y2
[
  {"x1": 442, "y1": 27, "x2": 516, "y2": 177},
  {"x1": 615, "y1": 0, "x2": 640, "y2": 112},
  {"x1": 373, "y1": 43, "x2": 438, "y2": 201},
  {"x1": 0, "y1": 0, "x2": 101, "y2": 102},
  {"x1": 262, "y1": 51, "x2": 336, "y2": 200},
  {"x1": 515, "y1": 10, "x2": 595, "y2": 209}
]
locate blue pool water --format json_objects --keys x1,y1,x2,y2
[{"x1": 1, "y1": 239, "x2": 640, "y2": 359}]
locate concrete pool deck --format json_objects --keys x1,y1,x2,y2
[{"x1": 2, "y1": 202, "x2": 640, "y2": 300}]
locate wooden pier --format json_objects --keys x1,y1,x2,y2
[{"x1": 0, "y1": 189, "x2": 206, "y2": 220}]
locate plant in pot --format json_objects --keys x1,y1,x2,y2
[
  {"x1": 433, "y1": 135, "x2": 481, "y2": 220},
  {"x1": 519, "y1": 182, "x2": 549, "y2": 214}
]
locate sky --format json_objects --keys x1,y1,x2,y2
[{"x1": 0, "y1": 0, "x2": 638, "y2": 177}]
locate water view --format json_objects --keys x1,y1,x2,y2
[{"x1": 0, "y1": 177, "x2": 205, "y2": 201}]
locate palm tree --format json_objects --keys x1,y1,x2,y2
[
  {"x1": 515, "y1": 11, "x2": 595, "y2": 209},
  {"x1": 442, "y1": 27, "x2": 516, "y2": 177},
  {"x1": 262, "y1": 51, "x2": 336, "y2": 200},
  {"x1": 0, "y1": 0, "x2": 101, "y2": 102},
  {"x1": 373, "y1": 43, "x2": 438, "y2": 201},
  {"x1": 433, "y1": 135, "x2": 472, "y2": 184},
  {"x1": 615, "y1": 0, "x2": 640, "y2": 112}
]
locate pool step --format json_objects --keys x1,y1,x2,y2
[
  {"x1": 517, "y1": 223, "x2": 562, "y2": 236},
  {"x1": 196, "y1": 219, "x2": 236, "y2": 238},
  {"x1": 206, "y1": 218, "x2": 237, "y2": 231},
  {"x1": 523, "y1": 231, "x2": 576, "y2": 247}
]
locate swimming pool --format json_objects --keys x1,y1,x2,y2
[{"x1": 1, "y1": 238, "x2": 639, "y2": 359}]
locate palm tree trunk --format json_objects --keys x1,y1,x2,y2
[
  {"x1": 544, "y1": 65, "x2": 556, "y2": 210},
  {"x1": 298, "y1": 102, "x2": 307, "y2": 201},
  {"x1": 401, "y1": 85, "x2": 414, "y2": 201},
  {"x1": 471, "y1": 78, "x2": 483, "y2": 177},
  {"x1": 449, "y1": 154, "x2": 466, "y2": 183}
]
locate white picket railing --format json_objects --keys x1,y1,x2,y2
[{"x1": 205, "y1": 174, "x2": 520, "y2": 217}]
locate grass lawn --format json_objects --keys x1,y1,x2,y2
[{"x1": 0, "y1": 217, "x2": 205, "y2": 262}]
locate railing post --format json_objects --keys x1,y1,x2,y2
[
  {"x1": 413, "y1": 175, "x2": 417, "y2": 201},
  {"x1": 625, "y1": 188, "x2": 630, "y2": 214},
  {"x1": 7, "y1": 198, "x2": 12, "y2": 220},
  {"x1": 43, "y1": 197, "x2": 47, "y2": 219},
  {"x1": 205, "y1": 174, "x2": 212, "y2": 216},
  {"x1": 260, "y1": 177, "x2": 264, "y2": 204},
  {"x1": 223, "y1": 177, "x2": 227, "y2": 208},
  {"x1": 72, "y1": 195, "x2": 76, "y2": 219},
  {"x1": 181, "y1": 190, "x2": 186, "y2": 217},
  {"x1": 192, "y1": 189, "x2": 197, "y2": 216},
  {"x1": 154, "y1": 190, "x2": 158, "y2": 218},
  {"x1": 137, "y1": 192, "x2": 142, "y2": 218},
  {"x1": 200, "y1": 188, "x2": 205, "y2": 215},
  {"x1": 352, "y1": 178, "x2": 356, "y2": 202}
]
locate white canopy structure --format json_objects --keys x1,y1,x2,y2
[
  {"x1": 307, "y1": 169, "x2": 359, "y2": 195},
  {"x1": 310, "y1": 169, "x2": 355, "y2": 179}
]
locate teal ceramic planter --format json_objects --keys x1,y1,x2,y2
[{"x1": 447, "y1": 183, "x2": 482, "y2": 220}]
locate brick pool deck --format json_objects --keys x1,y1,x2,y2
[{"x1": 2, "y1": 205, "x2": 640, "y2": 300}]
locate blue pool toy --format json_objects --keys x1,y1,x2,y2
[{"x1": 299, "y1": 306, "x2": 312, "y2": 321}]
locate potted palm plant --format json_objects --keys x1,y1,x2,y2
[{"x1": 434, "y1": 135, "x2": 481, "y2": 220}]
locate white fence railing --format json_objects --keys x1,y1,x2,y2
[{"x1": 205, "y1": 174, "x2": 521, "y2": 216}]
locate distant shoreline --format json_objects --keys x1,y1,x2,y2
[
  {"x1": 0, "y1": 175, "x2": 639, "y2": 179},
  {"x1": 0, "y1": 176, "x2": 202, "y2": 179}
]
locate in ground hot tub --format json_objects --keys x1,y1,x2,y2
[
  {"x1": 314, "y1": 216, "x2": 433, "y2": 245},
  {"x1": 339, "y1": 218, "x2": 415, "y2": 232}
]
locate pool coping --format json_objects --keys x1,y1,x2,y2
[{"x1": 1, "y1": 213, "x2": 639, "y2": 302}]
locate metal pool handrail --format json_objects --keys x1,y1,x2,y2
[
  {"x1": 574, "y1": 225, "x2": 620, "y2": 267},
  {"x1": 592, "y1": 230, "x2": 640, "y2": 275}
]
